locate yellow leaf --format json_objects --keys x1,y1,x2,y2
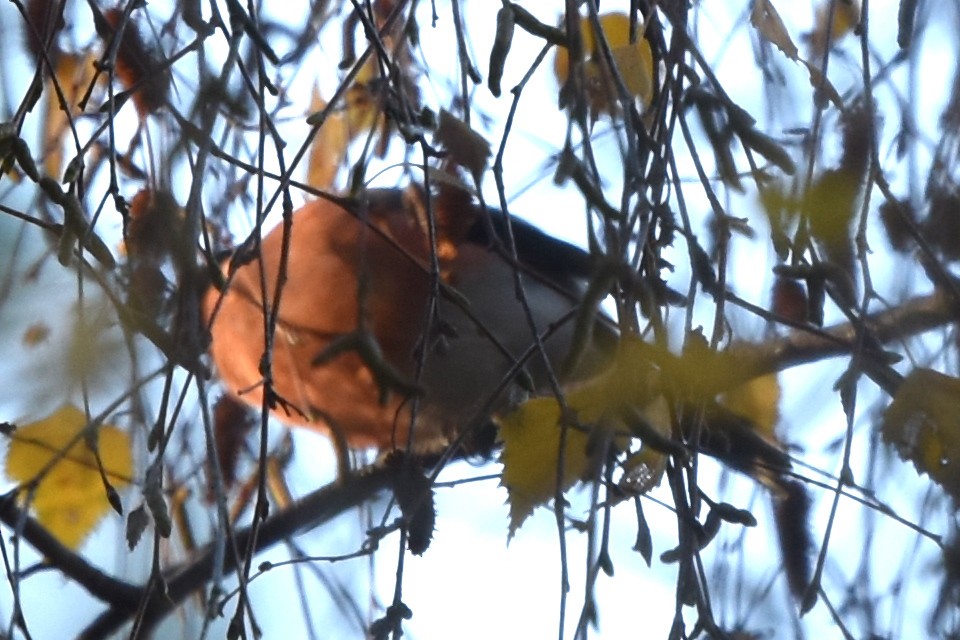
[
  {"x1": 342, "y1": 57, "x2": 383, "y2": 135},
  {"x1": 667, "y1": 332, "x2": 745, "y2": 404},
  {"x1": 499, "y1": 336, "x2": 658, "y2": 535},
  {"x1": 5, "y1": 405, "x2": 132, "y2": 549},
  {"x1": 809, "y1": 0, "x2": 861, "y2": 57},
  {"x1": 803, "y1": 167, "x2": 860, "y2": 247},
  {"x1": 882, "y1": 369, "x2": 960, "y2": 501},
  {"x1": 570, "y1": 335, "x2": 660, "y2": 416},
  {"x1": 307, "y1": 58, "x2": 386, "y2": 188},
  {"x1": 721, "y1": 373, "x2": 781, "y2": 437},
  {"x1": 499, "y1": 397, "x2": 593, "y2": 536},
  {"x1": 882, "y1": 369, "x2": 960, "y2": 500},
  {"x1": 307, "y1": 83, "x2": 350, "y2": 190},
  {"x1": 554, "y1": 12, "x2": 655, "y2": 115},
  {"x1": 610, "y1": 37, "x2": 654, "y2": 107}
]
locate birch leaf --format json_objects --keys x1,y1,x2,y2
[
  {"x1": 499, "y1": 337, "x2": 658, "y2": 535},
  {"x1": 5, "y1": 405, "x2": 132, "y2": 549},
  {"x1": 882, "y1": 368, "x2": 960, "y2": 501}
]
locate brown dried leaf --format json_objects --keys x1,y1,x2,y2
[
  {"x1": 434, "y1": 109, "x2": 491, "y2": 183},
  {"x1": 22, "y1": 322, "x2": 51, "y2": 347},
  {"x1": 801, "y1": 61, "x2": 843, "y2": 108},
  {"x1": 771, "y1": 276, "x2": 809, "y2": 323},
  {"x1": 96, "y1": 8, "x2": 170, "y2": 117},
  {"x1": 126, "y1": 503, "x2": 149, "y2": 550},
  {"x1": 750, "y1": 0, "x2": 799, "y2": 60},
  {"x1": 878, "y1": 198, "x2": 917, "y2": 253},
  {"x1": 751, "y1": 0, "x2": 842, "y2": 108},
  {"x1": 387, "y1": 455, "x2": 436, "y2": 556},
  {"x1": 213, "y1": 394, "x2": 254, "y2": 489},
  {"x1": 24, "y1": 0, "x2": 64, "y2": 63}
]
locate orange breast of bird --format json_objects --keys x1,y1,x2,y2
[
  {"x1": 204, "y1": 189, "x2": 440, "y2": 450},
  {"x1": 203, "y1": 187, "x2": 587, "y2": 453}
]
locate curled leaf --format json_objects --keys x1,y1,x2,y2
[
  {"x1": 24, "y1": 0, "x2": 64, "y2": 63},
  {"x1": 144, "y1": 460, "x2": 172, "y2": 538},
  {"x1": 898, "y1": 0, "x2": 918, "y2": 49},
  {"x1": 633, "y1": 499, "x2": 653, "y2": 566},
  {"x1": 750, "y1": 0, "x2": 842, "y2": 108},
  {"x1": 711, "y1": 502, "x2": 758, "y2": 527},
  {"x1": 771, "y1": 276, "x2": 809, "y2": 324},
  {"x1": 39, "y1": 176, "x2": 116, "y2": 269},
  {"x1": 488, "y1": 5, "x2": 515, "y2": 97},
  {"x1": 774, "y1": 479, "x2": 813, "y2": 603},
  {"x1": 750, "y1": 0, "x2": 798, "y2": 59},
  {"x1": 213, "y1": 394, "x2": 254, "y2": 489},
  {"x1": 126, "y1": 503, "x2": 149, "y2": 550},
  {"x1": 387, "y1": 454, "x2": 436, "y2": 556}
]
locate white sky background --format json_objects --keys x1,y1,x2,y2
[{"x1": 0, "y1": 0, "x2": 956, "y2": 638}]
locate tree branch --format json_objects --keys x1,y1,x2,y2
[
  {"x1": 743, "y1": 290, "x2": 957, "y2": 394},
  {"x1": 0, "y1": 492, "x2": 142, "y2": 610},
  {"x1": 0, "y1": 466, "x2": 392, "y2": 639},
  {"x1": 0, "y1": 291, "x2": 953, "y2": 637}
]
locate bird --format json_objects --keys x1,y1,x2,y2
[
  {"x1": 201, "y1": 183, "x2": 812, "y2": 594},
  {"x1": 201, "y1": 185, "x2": 608, "y2": 455}
]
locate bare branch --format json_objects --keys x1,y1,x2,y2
[{"x1": 0, "y1": 288, "x2": 948, "y2": 636}]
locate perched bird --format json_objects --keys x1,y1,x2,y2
[
  {"x1": 202, "y1": 183, "x2": 812, "y2": 595},
  {"x1": 202, "y1": 185, "x2": 606, "y2": 454}
]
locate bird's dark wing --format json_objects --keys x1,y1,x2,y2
[{"x1": 466, "y1": 207, "x2": 595, "y2": 288}]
